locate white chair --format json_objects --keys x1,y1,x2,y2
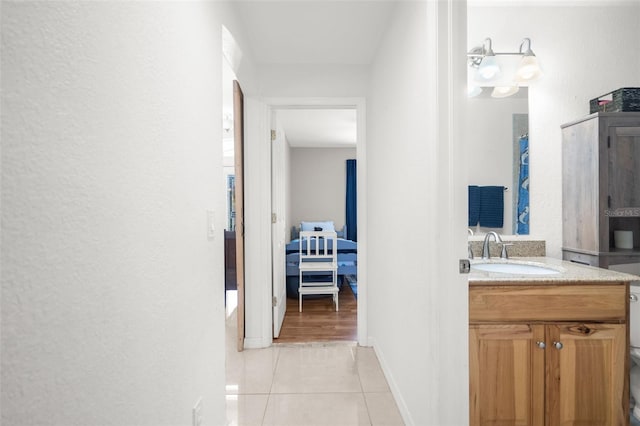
[{"x1": 298, "y1": 230, "x2": 339, "y2": 312}]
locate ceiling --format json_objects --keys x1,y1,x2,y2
[
  {"x1": 224, "y1": 1, "x2": 397, "y2": 148},
  {"x1": 233, "y1": 1, "x2": 396, "y2": 65}
]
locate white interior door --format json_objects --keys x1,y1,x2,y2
[{"x1": 271, "y1": 123, "x2": 287, "y2": 338}]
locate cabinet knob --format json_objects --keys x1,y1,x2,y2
[
  {"x1": 631, "y1": 294, "x2": 638, "y2": 303},
  {"x1": 536, "y1": 341, "x2": 546, "y2": 349},
  {"x1": 553, "y1": 341, "x2": 563, "y2": 350}
]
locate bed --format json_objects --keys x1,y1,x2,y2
[{"x1": 285, "y1": 221, "x2": 357, "y2": 298}]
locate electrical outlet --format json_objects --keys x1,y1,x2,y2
[{"x1": 193, "y1": 397, "x2": 203, "y2": 426}]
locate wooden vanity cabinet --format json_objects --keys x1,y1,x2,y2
[
  {"x1": 469, "y1": 282, "x2": 629, "y2": 426},
  {"x1": 470, "y1": 324, "x2": 545, "y2": 425}
]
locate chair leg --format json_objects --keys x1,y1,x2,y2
[
  {"x1": 299, "y1": 292, "x2": 302, "y2": 312},
  {"x1": 334, "y1": 271, "x2": 339, "y2": 311}
]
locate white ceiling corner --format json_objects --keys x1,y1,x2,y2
[{"x1": 277, "y1": 109, "x2": 357, "y2": 148}]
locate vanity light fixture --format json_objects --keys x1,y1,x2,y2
[
  {"x1": 514, "y1": 38, "x2": 543, "y2": 82},
  {"x1": 467, "y1": 37, "x2": 543, "y2": 98}
]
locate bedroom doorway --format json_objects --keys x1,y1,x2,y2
[{"x1": 267, "y1": 99, "x2": 366, "y2": 344}]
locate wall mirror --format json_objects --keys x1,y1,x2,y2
[{"x1": 467, "y1": 88, "x2": 529, "y2": 236}]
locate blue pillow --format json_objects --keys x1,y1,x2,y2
[{"x1": 300, "y1": 221, "x2": 335, "y2": 232}]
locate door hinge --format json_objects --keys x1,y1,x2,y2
[
  {"x1": 271, "y1": 213, "x2": 277, "y2": 224},
  {"x1": 271, "y1": 130, "x2": 276, "y2": 141},
  {"x1": 272, "y1": 296, "x2": 277, "y2": 307}
]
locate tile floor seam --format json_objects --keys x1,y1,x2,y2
[
  {"x1": 267, "y1": 345, "x2": 282, "y2": 396},
  {"x1": 360, "y1": 390, "x2": 374, "y2": 426},
  {"x1": 261, "y1": 393, "x2": 272, "y2": 426},
  {"x1": 355, "y1": 349, "x2": 366, "y2": 395},
  {"x1": 266, "y1": 390, "x2": 366, "y2": 395}
]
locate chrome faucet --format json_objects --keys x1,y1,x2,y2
[{"x1": 482, "y1": 231, "x2": 502, "y2": 259}]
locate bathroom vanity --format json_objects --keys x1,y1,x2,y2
[{"x1": 469, "y1": 258, "x2": 635, "y2": 426}]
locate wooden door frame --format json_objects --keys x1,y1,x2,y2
[
  {"x1": 264, "y1": 97, "x2": 368, "y2": 347},
  {"x1": 233, "y1": 80, "x2": 245, "y2": 351}
]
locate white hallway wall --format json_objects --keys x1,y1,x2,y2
[
  {"x1": 367, "y1": 2, "x2": 467, "y2": 425},
  {"x1": 469, "y1": 2, "x2": 640, "y2": 257},
  {"x1": 290, "y1": 147, "x2": 356, "y2": 238},
  {"x1": 1, "y1": 2, "x2": 257, "y2": 425}
]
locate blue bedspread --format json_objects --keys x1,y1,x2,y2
[
  {"x1": 285, "y1": 237, "x2": 357, "y2": 255},
  {"x1": 285, "y1": 238, "x2": 357, "y2": 278}
]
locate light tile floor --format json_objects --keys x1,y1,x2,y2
[{"x1": 225, "y1": 310, "x2": 404, "y2": 426}]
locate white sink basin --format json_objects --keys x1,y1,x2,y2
[{"x1": 471, "y1": 262, "x2": 561, "y2": 275}]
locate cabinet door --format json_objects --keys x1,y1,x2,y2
[
  {"x1": 608, "y1": 126, "x2": 640, "y2": 209},
  {"x1": 470, "y1": 324, "x2": 545, "y2": 426},
  {"x1": 562, "y1": 120, "x2": 600, "y2": 252},
  {"x1": 546, "y1": 323, "x2": 627, "y2": 426}
]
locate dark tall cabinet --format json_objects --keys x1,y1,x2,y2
[{"x1": 562, "y1": 112, "x2": 640, "y2": 268}]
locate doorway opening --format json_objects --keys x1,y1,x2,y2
[
  {"x1": 222, "y1": 59, "x2": 238, "y2": 320},
  {"x1": 267, "y1": 100, "x2": 367, "y2": 345}
]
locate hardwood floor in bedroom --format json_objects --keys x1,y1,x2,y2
[{"x1": 275, "y1": 282, "x2": 357, "y2": 343}]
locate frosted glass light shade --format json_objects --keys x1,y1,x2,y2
[
  {"x1": 491, "y1": 85, "x2": 520, "y2": 98},
  {"x1": 468, "y1": 85, "x2": 483, "y2": 98},
  {"x1": 477, "y1": 55, "x2": 500, "y2": 80},
  {"x1": 515, "y1": 55, "x2": 542, "y2": 82}
]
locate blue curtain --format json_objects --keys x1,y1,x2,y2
[
  {"x1": 516, "y1": 135, "x2": 530, "y2": 234},
  {"x1": 346, "y1": 159, "x2": 357, "y2": 241}
]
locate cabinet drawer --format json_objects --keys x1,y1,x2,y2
[{"x1": 469, "y1": 284, "x2": 627, "y2": 323}]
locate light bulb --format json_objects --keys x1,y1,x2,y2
[
  {"x1": 491, "y1": 86, "x2": 519, "y2": 98},
  {"x1": 468, "y1": 85, "x2": 483, "y2": 98},
  {"x1": 477, "y1": 55, "x2": 500, "y2": 80},
  {"x1": 515, "y1": 55, "x2": 542, "y2": 82}
]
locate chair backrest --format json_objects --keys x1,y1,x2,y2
[{"x1": 299, "y1": 231, "x2": 337, "y2": 263}]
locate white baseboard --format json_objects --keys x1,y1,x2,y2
[
  {"x1": 369, "y1": 338, "x2": 414, "y2": 426},
  {"x1": 243, "y1": 337, "x2": 270, "y2": 349}
]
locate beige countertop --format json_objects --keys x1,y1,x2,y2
[{"x1": 469, "y1": 256, "x2": 640, "y2": 284}]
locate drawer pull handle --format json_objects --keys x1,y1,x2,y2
[
  {"x1": 553, "y1": 341, "x2": 563, "y2": 350},
  {"x1": 536, "y1": 341, "x2": 546, "y2": 349}
]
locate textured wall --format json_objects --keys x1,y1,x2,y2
[
  {"x1": 1, "y1": 2, "x2": 231, "y2": 424},
  {"x1": 469, "y1": 3, "x2": 640, "y2": 257}
]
